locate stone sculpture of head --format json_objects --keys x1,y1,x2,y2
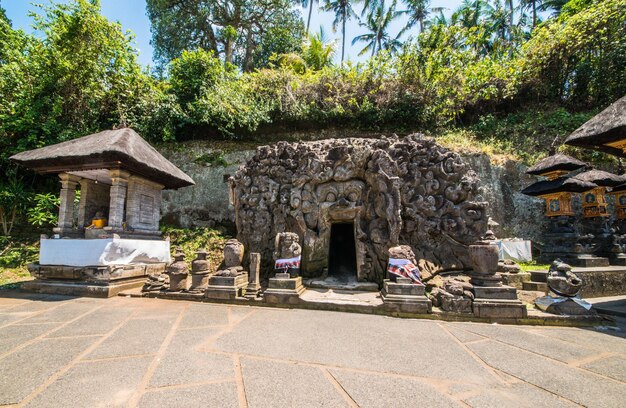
[
  {"x1": 223, "y1": 239, "x2": 244, "y2": 268},
  {"x1": 547, "y1": 259, "x2": 582, "y2": 297}
]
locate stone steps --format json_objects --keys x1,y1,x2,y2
[{"x1": 523, "y1": 281, "x2": 548, "y2": 292}]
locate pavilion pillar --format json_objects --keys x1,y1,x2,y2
[
  {"x1": 55, "y1": 173, "x2": 81, "y2": 233},
  {"x1": 107, "y1": 170, "x2": 130, "y2": 231}
]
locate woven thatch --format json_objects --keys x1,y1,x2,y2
[
  {"x1": 526, "y1": 153, "x2": 587, "y2": 176},
  {"x1": 564, "y1": 96, "x2": 626, "y2": 156},
  {"x1": 10, "y1": 128, "x2": 194, "y2": 189},
  {"x1": 574, "y1": 169, "x2": 626, "y2": 188},
  {"x1": 521, "y1": 176, "x2": 597, "y2": 197}
]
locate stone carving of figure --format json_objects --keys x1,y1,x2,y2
[
  {"x1": 216, "y1": 239, "x2": 246, "y2": 277},
  {"x1": 273, "y1": 232, "x2": 302, "y2": 277}
]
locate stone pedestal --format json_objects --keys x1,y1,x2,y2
[
  {"x1": 264, "y1": 273, "x2": 305, "y2": 304},
  {"x1": 472, "y1": 285, "x2": 527, "y2": 318},
  {"x1": 245, "y1": 253, "x2": 262, "y2": 299},
  {"x1": 381, "y1": 278, "x2": 432, "y2": 314},
  {"x1": 189, "y1": 272, "x2": 210, "y2": 293},
  {"x1": 205, "y1": 273, "x2": 248, "y2": 300}
]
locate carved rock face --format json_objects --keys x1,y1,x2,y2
[
  {"x1": 230, "y1": 135, "x2": 488, "y2": 283},
  {"x1": 547, "y1": 259, "x2": 582, "y2": 297},
  {"x1": 273, "y1": 232, "x2": 302, "y2": 260},
  {"x1": 223, "y1": 239, "x2": 244, "y2": 268}
]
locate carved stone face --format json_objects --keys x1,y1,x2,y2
[{"x1": 547, "y1": 259, "x2": 582, "y2": 297}]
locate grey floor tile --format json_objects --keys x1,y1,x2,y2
[
  {"x1": 241, "y1": 357, "x2": 349, "y2": 408},
  {"x1": 48, "y1": 307, "x2": 134, "y2": 338},
  {"x1": 581, "y1": 355, "x2": 626, "y2": 382},
  {"x1": 138, "y1": 382, "x2": 239, "y2": 408},
  {"x1": 179, "y1": 303, "x2": 230, "y2": 328},
  {"x1": 149, "y1": 327, "x2": 235, "y2": 388},
  {"x1": 25, "y1": 356, "x2": 152, "y2": 408},
  {"x1": 330, "y1": 369, "x2": 461, "y2": 407},
  {"x1": 463, "y1": 382, "x2": 580, "y2": 408},
  {"x1": 0, "y1": 336, "x2": 97, "y2": 405},
  {"x1": 468, "y1": 339, "x2": 626, "y2": 408},
  {"x1": 0, "y1": 323, "x2": 59, "y2": 354}
]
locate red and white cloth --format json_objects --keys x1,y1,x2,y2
[
  {"x1": 275, "y1": 256, "x2": 301, "y2": 271},
  {"x1": 387, "y1": 258, "x2": 422, "y2": 283}
]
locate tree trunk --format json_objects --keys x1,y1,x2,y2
[
  {"x1": 342, "y1": 10, "x2": 346, "y2": 62},
  {"x1": 243, "y1": 29, "x2": 255, "y2": 72},
  {"x1": 0, "y1": 207, "x2": 7, "y2": 236},
  {"x1": 307, "y1": 0, "x2": 314, "y2": 34},
  {"x1": 532, "y1": 1, "x2": 537, "y2": 28},
  {"x1": 419, "y1": 17, "x2": 424, "y2": 34}
]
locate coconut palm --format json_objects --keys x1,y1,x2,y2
[
  {"x1": 302, "y1": 26, "x2": 337, "y2": 70},
  {"x1": 451, "y1": 0, "x2": 491, "y2": 28},
  {"x1": 301, "y1": 0, "x2": 320, "y2": 34},
  {"x1": 520, "y1": 0, "x2": 540, "y2": 27},
  {"x1": 397, "y1": 0, "x2": 446, "y2": 36},
  {"x1": 352, "y1": 0, "x2": 401, "y2": 57},
  {"x1": 485, "y1": 0, "x2": 509, "y2": 42},
  {"x1": 324, "y1": 0, "x2": 359, "y2": 62}
]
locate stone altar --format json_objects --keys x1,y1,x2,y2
[
  {"x1": 264, "y1": 232, "x2": 306, "y2": 304},
  {"x1": 205, "y1": 239, "x2": 248, "y2": 300},
  {"x1": 230, "y1": 135, "x2": 488, "y2": 286}
]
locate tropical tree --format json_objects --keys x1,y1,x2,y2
[
  {"x1": 302, "y1": 27, "x2": 337, "y2": 70},
  {"x1": 324, "y1": 0, "x2": 359, "y2": 62},
  {"x1": 398, "y1": 0, "x2": 444, "y2": 36},
  {"x1": 301, "y1": 0, "x2": 319, "y2": 34},
  {"x1": 484, "y1": 0, "x2": 509, "y2": 42},
  {"x1": 520, "y1": 0, "x2": 541, "y2": 27},
  {"x1": 352, "y1": 0, "x2": 401, "y2": 56}
]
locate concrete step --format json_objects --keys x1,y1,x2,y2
[
  {"x1": 523, "y1": 281, "x2": 548, "y2": 292},
  {"x1": 529, "y1": 270, "x2": 548, "y2": 283}
]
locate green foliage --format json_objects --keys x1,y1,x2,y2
[
  {"x1": 27, "y1": 193, "x2": 60, "y2": 228},
  {"x1": 161, "y1": 226, "x2": 229, "y2": 272},
  {"x1": 0, "y1": 236, "x2": 39, "y2": 269},
  {"x1": 194, "y1": 151, "x2": 229, "y2": 167},
  {"x1": 0, "y1": 176, "x2": 29, "y2": 236},
  {"x1": 301, "y1": 28, "x2": 337, "y2": 70}
]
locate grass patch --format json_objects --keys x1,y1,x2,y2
[
  {"x1": 518, "y1": 261, "x2": 550, "y2": 272},
  {"x1": 0, "y1": 267, "x2": 33, "y2": 289},
  {"x1": 161, "y1": 226, "x2": 230, "y2": 273}
]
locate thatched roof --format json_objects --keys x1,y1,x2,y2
[
  {"x1": 564, "y1": 96, "x2": 626, "y2": 156},
  {"x1": 574, "y1": 169, "x2": 626, "y2": 188},
  {"x1": 10, "y1": 128, "x2": 194, "y2": 189},
  {"x1": 526, "y1": 153, "x2": 587, "y2": 176},
  {"x1": 521, "y1": 177, "x2": 597, "y2": 197}
]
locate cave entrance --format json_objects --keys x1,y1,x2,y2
[{"x1": 328, "y1": 222, "x2": 357, "y2": 280}]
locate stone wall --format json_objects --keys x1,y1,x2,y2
[{"x1": 159, "y1": 139, "x2": 550, "y2": 245}]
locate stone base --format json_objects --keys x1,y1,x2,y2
[
  {"x1": 608, "y1": 253, "x2": 626, "y2": 266},
  {"x1": 245, "y1": 283, "x2": 262, "y2": 299},
  {"x1": 473, "y1": 299, "x2": 528, "y2": 318},
  {"x1": 500, "y1": 272, "x2": 530, "y2": 289},
  {"x1": 205, "y1": 273, "x2": 249, "y2": 300},
  {"x1": 538, "y1": 254, "x2": 609, "y2": 268},
  {"x1": 21, "y1": 277, "x2": 145, "y2": 298},
  {"x1": 473, "y1": 285, "x2": 518, "y2": 300},
  {"x1": 264, "y1": 276, "x2": 305, "y2": 305},
  {"x1": 24, "y1": 263, "x2": 165, "y2": 298},
  {"x1": 381, "y1": 279, "x2": 431, "y2": 314},
  {"x1": 529, "y1": 266, "x2": 626, "y2": 298}
]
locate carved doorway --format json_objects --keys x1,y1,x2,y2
[{"x1": 328, "y1": 222, "x2": 357, "y2": 280}]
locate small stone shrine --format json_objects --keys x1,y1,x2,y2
[
  {"x1": 535, "y1": 260, "x2": 595, "y2": 316},
  {"x1": 468, "y1": 234, "x2": 527, "y2": 318},
  {"x1": 205, "y1": 239, "x2": 249, "y2": 300},
  {"x1": 521, "y1": 154, "x2": 606, "y2": 267},
  {"x1": 11, "y1": 128, "x2": 194, "y2": 297},
  {"x1": 166, "y1": 249, "x2": 189, "y2": 291},
  {"x1": 264, "y1": 232, "x2": 306, "y2": 304},
  {"x1": 381, "y1": 245, "x2": 432, "y2": 314},
  {"x1": 189, "y1": 250, "x2": 211, "y2": 293},
  {"x1": 230, "y1": 135, "x2": 488, "y2": 286}
]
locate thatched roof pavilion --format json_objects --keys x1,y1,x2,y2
[
  {"x1": 526, "y1": 153, "x2": 588, "y2": 178},
  {"x1": 521, "y1": 177, "x2": 597, "y2": 197},
  {"x1": 564, "y1": 96, "x2": 626, "y2": 157},
  {"x1": 574, "y1": 169, "x2": 626, "y2": 188},
  {"x1": 10, "y1": 128, "x2": 194, "y2": 190},
  {"x1": 11, "y1": 128, "x2": 193, "y2": 237}
]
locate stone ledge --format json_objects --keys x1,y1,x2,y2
[{"x1": 22, "y1": 278, "x2": 145, "y2": 298}]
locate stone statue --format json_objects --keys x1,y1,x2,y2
[
  {"x1": 273, "y1": 232, "x2": 302, "y2": 277},
  {"x1": 142, "y1": 273, "x2": 167, "y2": 292},
  {"x1": 547, "y1": 259, "x2": 582, "y2": 297},
  {"x1": 189, "y1": 249, "x2": 211, "y2": 293},
  {"x1": 215, "y1": 239, "x2": 245, "y2": 277}
]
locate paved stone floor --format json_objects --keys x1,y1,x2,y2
[{"x1": 0, "y1": 292, "x2": 625, "y2": 407}]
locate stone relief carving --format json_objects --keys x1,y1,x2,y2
[{"x1": 230, "y1": 134, "x2": 488, "y2": 283}]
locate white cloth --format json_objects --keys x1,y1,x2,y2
[
  {"x1": 40, "y1": 238, "x2": 171, "y2": 266},
  {"x1": 492, "y1": 240, "x2": 532, "y2": 262},
  {"x1": 535, "y1": 295, "x2": 593, "y2": 311}
]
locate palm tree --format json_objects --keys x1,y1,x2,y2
[
  {"x1": 352, "y1": 0, "x2": 401, "y2": 57},
  {"x1": 485, "y1": 0, "x2": 509, "y2": 42},
  {"x1": 302, "y1": 26, "x2": 337, "y2": 70},
  {"x1": 451, "y1": 0, "x2": 491, "y2": 28},
  {"x1": 324, "y1": 0, "x2": 359, "y2": 62},
  {"x1": 397, "y1": 0, "x2": 446, "y2": 36},
  {"x1": 539, "y1": 0, "x2": 568, "y2": 16},
  {"x1": 301, "y1": 0, "x2": 320, "y2": 34},
  {"x1": 520, "y1": 0, "x2": 540, "y2": 27}
]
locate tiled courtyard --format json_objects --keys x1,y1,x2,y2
[{"x1": 0, "y1": 292, "x2": 625, "y2": 407}]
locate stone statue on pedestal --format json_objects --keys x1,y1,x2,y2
[{"x1": 273, "y1": 232, "x2": 302, "y2": 278}]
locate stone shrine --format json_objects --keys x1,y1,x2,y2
[
  {"x1": 11, "y1": 128, "x2": 195, "y2": 297},
  {"x1": 230, "y1": 135, "x2": 488, "y2": 286}
]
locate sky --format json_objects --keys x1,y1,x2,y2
[{"x1": 2, "y1": 0, "x2": 465, "y2": 67}]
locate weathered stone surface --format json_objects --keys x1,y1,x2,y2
[
  {"x1": 245, "y1": 252, "x2": 262, "y2": 298},
  {"x1": 547, "y1": 259, "x2": 582, "y2": 297},
  {"x1": 381, "y1": 279, "x2": 432, "y2": 313},
  {"x1": 264, "y1": 276, "x2": 305, "y2": 304},
  {"x1": 223, "y1": 239, "x2": 244, "y2": 268},
  {"x1": 230, "y1": 135, "x2": 488, "y2": 284},
  {"x1": 166, "y1": 250, "x2": 188, "y2": 291},
  {"x1": 205, "y1": 273, "x2": 248, "y2": 300}
]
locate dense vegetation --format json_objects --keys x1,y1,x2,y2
[{"x1": 0, "y1": 0, "x2": 624, "y2": 241}]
